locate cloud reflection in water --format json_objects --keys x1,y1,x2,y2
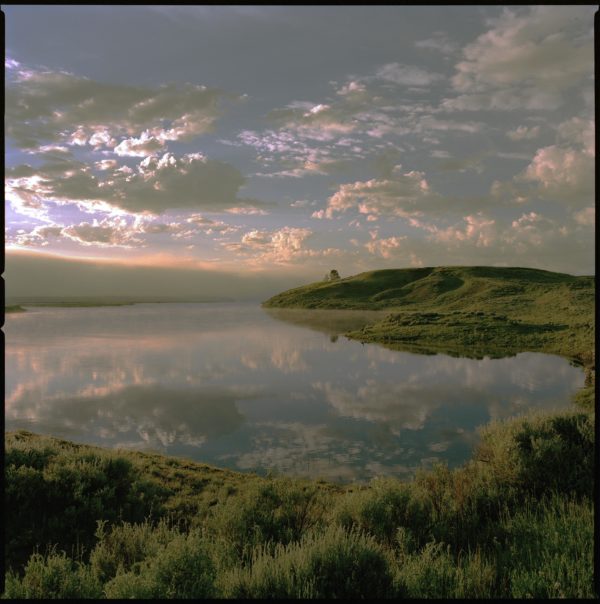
[{"x1": 5, "y1": 303, "x2": 585, "y2": 482}]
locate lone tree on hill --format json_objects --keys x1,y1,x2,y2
[{"x1": 328, "y1": 269, "x2": 340, "y2": 281}]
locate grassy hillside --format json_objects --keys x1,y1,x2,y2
[
  {"x1": 263, "y1": 266, "x2": 595, "y2": 365},
  {"x1": 4, "y1": 404, "x2": 595, "y2": 598}
]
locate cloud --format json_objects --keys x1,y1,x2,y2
[
  {"x1": 418, "y1": 116, "x2": 483, "y2": 133},
  {"x1": 320, "y1": 167, "x2": 436, "y2": 219},
  {"x1": 223, "y1": 226, "x2": 314, "y2": 263},
  {"x1": 6, "y1": 66, "x2": 237, "y2": 150},
  {"x1": 8, "y1": 217, "x2": 145, "y2": 248},
  {"x1": 221, "y1": 226, "x2": 348, "y2": 268},
  {"x1": 185, "y1": 214, "x2": 239, "y2": 234},
  {"x1": 441, "y1": 89, "x2": 564, "y2": 112},
  {"x1": 361, "y1": 208, "x2": 593, "y2": 275},
  {"x1": 113, "y1": 132, "x2": 165, "y2": 157},
  {"x1": 267, "y1": 103, "x2": 357, "y2": 141},
  {"x1": 427, "y1": 213, "x2": 497, "y2": 248},
  {"x1": 443, "y1": 6, "x2": 593, "y2": 111},
  {"x1": 507, "y1": 125, "x2": 540, "y2": 141},
  {"x1": 573, "y1": 207, "x2": 594, "y2": 227},
  {"x1": 62, "y1": 220, "x2": 144, "y2": 247},
  {"x1": 336, "y1": 81, "x2": 367, "y2": 96},
  {"x1": 519, "y1": 145, "x2": 594, "y2": 205},
  {"x1": 557, "y1": 117, "x2": 594, "y2": 156},
  {"x1": 375, "y1": 63, "x2": 445, "y2": 87},
  {"x1": 415, "y1": 32, "x2": 459, "y2": 55},
  {"x1": 6, "y1": 152, "x2": 261, "y2": 215}
]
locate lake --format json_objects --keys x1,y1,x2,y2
[{"x1": 4, "y1": 302, "x2": 585, "y2": 483}]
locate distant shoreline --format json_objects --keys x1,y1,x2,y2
[{"x1": 5, "y1": 298, "x2": 238, "y2": 310}]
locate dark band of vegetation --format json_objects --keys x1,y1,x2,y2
[{"x1": 3, "y1": 266, "x2": 595, "y2": 598}]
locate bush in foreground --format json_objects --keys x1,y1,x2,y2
[{"x1": 219, "y1": 526, "x2": 394, "y2": 599}]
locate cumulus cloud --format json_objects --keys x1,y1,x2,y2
[
  {"x1": 222, "y1": 226, "x2": 344, "y2": 267},
  {"x1": 6, "y1": 152, "x2": 261, "y2": 215},
  {"x1": 427, "y1": 213, "x2": 497, "y2": 248},
  {"x1": 443, "y1": 6, "x2": 593, "y2": 111},
  {"x1": 113, "y1": 132, "x2": 165, "y2": 157},
  {"x1": 61, "y1": 219, "x2": 144, "y2": 247},
  {"x1": 223, "y1": 227, "x2": 313, "y2": 262},
  {"x1": 519, "y1": 145, "x2": 594, "y2": 205},
  {"x1": 8, "y1": 218, "x2": 144, "y2": 248},
  {"x1": 6, "y1": 66, "x2": 237, "y2": 150},
  {"x1": 318, "y1": 166, "x2": 437, "y2": 219}
]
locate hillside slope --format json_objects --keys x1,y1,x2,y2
[{"x1": 263, "y1": 266, "x2": 595, "y2": 365}]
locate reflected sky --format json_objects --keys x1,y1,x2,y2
[{"x1": 5, "y1": 303, "x2": 585, "y2": 482}]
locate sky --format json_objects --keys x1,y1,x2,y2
[{"x1": 4, "y1": 5, "x2": 596, "y2": 299}]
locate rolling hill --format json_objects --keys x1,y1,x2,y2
[{"x1": 263, "y1": 266, "x2": 595, "y2": 367}]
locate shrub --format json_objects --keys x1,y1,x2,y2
[
  {"x1": 89, "y1": 519, "x2": 174, "y2": 583},
  {"x1": 332, "y1": 478, "x2": 431, "y2": 550},
  {"x1": 395, "y1": 541, "x2": 496, "y2": 598},
  {"x1": 477, "y1": 409, "x2": 595, "y2": 498},
  {"x1": 415, "y1": 463, "x2": 507, "y2": 551},
  {"x1": 3, "y1": 552, "x2": 102, "y2": 599},
  {"x1": 4, "y1": 440, "x2": 170, "y2": 571},
  {"x1": 220, "y1": 526, "x2": 394, "y2": 599},
  {"x1": 209, "y1": 478, "x2": 327, "y2": 565},
  {"x1": 499, "y1": 494, "x2": 594, "y2": 598},
  {"x1": 104, "y1": 531, "x2": 216, "y2": 599}
]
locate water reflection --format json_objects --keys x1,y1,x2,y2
[{"x1": 5, "y1": 303, "x2": 584, "y2": 482}]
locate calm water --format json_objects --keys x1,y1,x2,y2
[{"x1": 4, "y1": 302, "x2": 584, "y2": 483}]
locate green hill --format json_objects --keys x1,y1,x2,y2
[{"x1": 263, "y1": 266, "x2": 595, "y2": 367}]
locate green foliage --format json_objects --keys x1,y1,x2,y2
[
  {"x1": 498, "y1": 495, "x2": 594, "y2": 598},
  {"x1": 103, "y1": 531, "x2": 216, "y2": 599},
  {"x1": 414, "y1": 463, "x2": 507, "y2": 551},
  {"x1": 4, "y1": 436, "x2": 170, "y2": 571},
  {"x1": 331, "y1": 478, "x2": 431, "y2": 550},
  {"x1": 394, "y1": 541, "x2": 496, "y2": 598},
  {"x1": 477, "y1": 409, "x2": 595, "y2": 498},
  {"x1": 89, "y1": 520, "x2": 174, "y2": 583},
  {"x1": 3, "y1": 552, "x2": 102, "y2": 599},
  {"x1": 208, "y1": 477, "x2": 328, "y2": 565},
  {"x1": 220, "y1": 526, "x2": 394, "y2": 599}
]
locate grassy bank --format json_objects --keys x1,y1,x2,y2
[
  {"x1": 3, "y1": 396, "x2": 595, "y2": 598},
  {"x1": 263, "y1": 266, "x2": 594, "y2": 362}
]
